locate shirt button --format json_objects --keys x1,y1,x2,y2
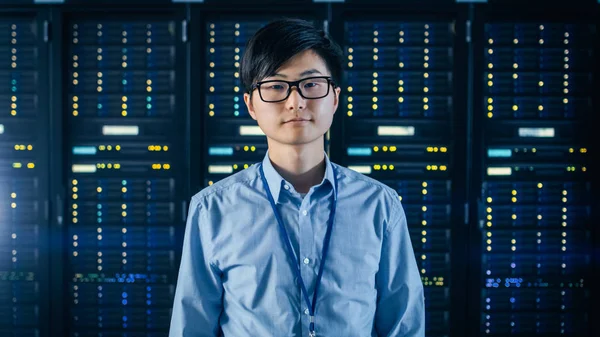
[
  {"x1": 302, "y1": 210, "x2": 308, "y2": 216},
  {"x1": 284, "y1": 184, "x2": 290, "y2": 190},
  {"x1": 303, "y1": 258, "x2": 310, "y2": 265},
  {"x1": 304, "y1": 308, "x2": 309, "y2": 315}
]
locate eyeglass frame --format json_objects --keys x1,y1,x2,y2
[{"x1": 250, "y1": 76, "x2": 337, "y2": 103}]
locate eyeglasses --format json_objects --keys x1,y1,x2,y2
[{"x1": 251, "y1": 76, "x2": 336, "y2": 103}]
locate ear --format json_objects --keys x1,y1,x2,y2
[
  {"x1": 244, "y1": 92, "x2": 258, "y2": 121},
  {"x1": 332, "y1": 86, "x2": 341, "y2": 115}
]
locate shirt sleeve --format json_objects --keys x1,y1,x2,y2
[
  {"x1": 374, "y1": 196, "x2": 425, "y2": 337},
  {"x1": 169, "y1": 196, "x2": 224, "y2": 337}
]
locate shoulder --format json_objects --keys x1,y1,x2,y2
[
  {"x1": 332, "y1": 162, "x2": 400, "y2": 202},
  {"x1": 331, "y1": 162, "x2": 405, "y2": 232},
  {"x1": 190, "y1": 163, "x2": 260, "y2": 207}
]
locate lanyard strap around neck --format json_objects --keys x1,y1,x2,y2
[{"x1": 259, "y1": 163, "x2": 338, "y2": 335}]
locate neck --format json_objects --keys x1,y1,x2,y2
[{"x1": 267, "y1": 140, "x2": 326, "y2": 194}]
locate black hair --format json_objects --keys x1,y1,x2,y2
[{"x1": 240, "y1": 18, "x2": 344, "y2": 94}]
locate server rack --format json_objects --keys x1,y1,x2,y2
[
  {"x1": 0, "y1": 9, "x2": 51, "y2": 337},
  {"x1": 56, "y1": 6, "x2": 188, "y2": 337},
  {"x1": 469, "y1": 2, "x2": 598, "y2": 336},
  {"x1": 327, "y1": 3, "x2": 469, "y2": 337},
  {"x1": 201, "y1": 17, "x2": 271, "y2": 186}
]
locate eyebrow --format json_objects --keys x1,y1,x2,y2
[{"x1": 272, "y1": 69, "x2": 323, "y2": 79}]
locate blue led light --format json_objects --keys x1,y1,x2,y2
[
  {"x1": 122, "y1": 79, "x2": 128, "y2": 85},
  {"x1": 123, "y1": 316, "x2": 128, "y2": 322},
  {"x1": 146, "y1": 104, "x2": 152, "y2": 109},
  {"x1": 122, "y1": 292, "x2": 128, "y2": 298},
  {"x1": 510, "y1": 297, "x2": 515, "y2": 303},
  {"x1": 234, "y1": 104, "x2": 239, "y2": 109},
  {"x1": 122, "y1": 299, "x2": 127, "y2": 305},
  {"x1": 12, "y1": 87, "x2": 16, "y2": 92},
  {"x1": 147, "y1": 286, "x2": 151, "y2": 291},
  {"x1": 147, "y1": 300, "x2": 152, "y2": 305},
  {"x1": 97, "y1": 204, "x2": 102, "y2": 209},
  {"x1": 234, "y1": 111, "x2": 239, "y2": 116},
  {"x1": 147, "y1": 97, "x2": 152, "y2": 102},
  {"x1": 97, "y1": 103, "x2": 103, "y2": 109},
  {"x1": 347, "y1": 147, "x2": 372, "y2": 156},
  {"x1": 487, "y1": 149, "x2": 511, "y2": 158},
  {"x1": 234, "y1": 97, "x2": 239, "y2": 102},
  {"x1": 97, "y1": 211, "x2": 102, "y2": 216},
  {"x1": 122, "y1": 180, "x2": 127, "y2": 185},
  {"x1": 73, "y1": 146, "x2": 97, "y2": 155},
  {"x1": 11, "y1": 79, "x2": 16, "y2": 85},
  {"x1": 146, "y1": 293, "x2": 152, "y2": 298}
]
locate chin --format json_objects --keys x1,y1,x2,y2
[{"x1": 268, "y1": 135, "x2": 319, "y2": 147}]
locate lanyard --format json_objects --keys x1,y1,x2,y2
[{"x1": 259, "y1": 163, "x2": 338, "y2": 337}]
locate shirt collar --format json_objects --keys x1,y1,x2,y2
[{"x1": 261, "y1": 150, "x2": 337, "y2": 203}]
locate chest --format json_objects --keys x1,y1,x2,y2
[{"x1": 211, "y1": 197, "x2": 385, "y2": 289}]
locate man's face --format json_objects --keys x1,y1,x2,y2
[{"x1": 243, "y1": 50, "x2": 341, "y2": 149}]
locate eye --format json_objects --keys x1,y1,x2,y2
[
  {"x1": 267, "y1": 84, "x2": 285, "y2": 90},
  {"x1": 303, "y1": 82, "x2": 319, "y2": 88}
]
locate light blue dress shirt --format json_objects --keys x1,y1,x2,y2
[{"x1": 169, "y1": 152, "x2": 425, "y2": 337}]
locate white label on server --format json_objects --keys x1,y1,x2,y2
[
  {"x1": 487, "y1": 167, "x2": 512, "y2": 176},
  {"x1": 239, "y1": 125, "x2": 264, "y2": 136},
  {"x1": 377, "y1": 126, "x2": 415, "y2": 136},
  {"x1": 0, "y1": 124, "x2": 4, "y2": 134},
  {"x1": 348, "y1": 165, "x2": 372, "y2": 174},
  {"x1": 102, "y1": 125, "x2": 140, "y2": 136},
  {"x1": 72, "y1": 164, "x2": 97, "y2": 173},
  {"x1": 208, "y1": 165, "x2": 234, "y2": 174},
  {"x1": 518, "y1": 127, "x2": 555, "y2": 138}
]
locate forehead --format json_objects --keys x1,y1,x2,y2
[{"x1": 271, "y1": 50, "x2": 329, "y2": 79}]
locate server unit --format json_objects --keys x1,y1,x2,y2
[
  {"x1": 0, "y1": 13, "x2": 50, "y2": 337},
  {"x1": 203, "y1": 19, "x2": 269, "y2": 186},
  {"x1": 477, "y1": 20, "x2": 595, "y2": 336},
  {"x1": 63, "y1": 13, "x2": 185, "y2": 337},
  {"x1": 339, "y1": 16, "x2": 457, "y2": 337}
]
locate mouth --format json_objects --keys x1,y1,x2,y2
[{"x1": 284, "y1": 118, "x2": 311, "y2": 123}]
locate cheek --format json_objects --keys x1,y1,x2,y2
[
  {"x1": 251, "y1": 101, "x2": 275, "y2": 121},
  {"x1": 312, "y1": 99, "x2": 336, "y2": 119}
]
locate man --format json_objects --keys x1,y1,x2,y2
[{"x1": 169, "y1": 18, "x2": 424, "y2": 337}]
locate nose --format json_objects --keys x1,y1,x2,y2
[{"x1": 285, "y1": 86, "x2": 306, "y2": 111}]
